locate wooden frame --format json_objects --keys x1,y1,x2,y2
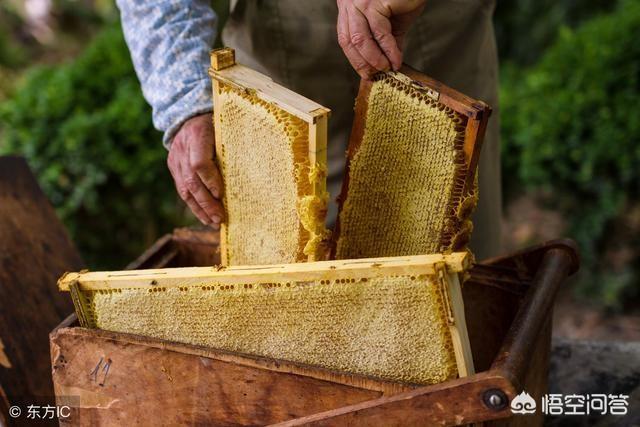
[
  {"x1": 209, "y1": 48, "x2": 331, "y2": 264},
  {"x1": 332, "y1": 67, "x2": 492, "y2": 257},
  {"x1": 58, "y1": 252, "x2": 474, "y2": 384},
  {"x1": 51, "y1": 230, "x2": 579, "y2": 426},
  {"x1": 58, "y1": 252, "x2": 469, "y2": 291}
]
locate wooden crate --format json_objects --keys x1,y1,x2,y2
[{"x1": 50, "y1": 228, "x2": 578, "y2": 426}]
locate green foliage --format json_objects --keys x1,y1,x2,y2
[
  {"x1": 0, "y1": 25, "x2": 188, "y2": 269},
  {"x1": 501, "y1": 0, "x2": 640, "y2": 306},
  {"x1": 0, "y1": 4, "x2": 27, "y2": 69},
  {"x1": 494, "y1": 0, "x2": 614, "y2": 66}
]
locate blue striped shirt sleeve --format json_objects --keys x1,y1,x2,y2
[{"x1": 116, "y1": 0, "x2": 218, "y2": 148}]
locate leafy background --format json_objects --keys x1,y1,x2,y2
[{"x1": 0, "y1": 0, "x2": 638, "y2": 314}]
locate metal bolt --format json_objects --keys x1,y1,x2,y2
[
  {"x1": 483, "y1": 389, "x2": 508, "y2": 411},
  {"x1": 489, "y1": 394, "x2": 503, "y2": 406}
]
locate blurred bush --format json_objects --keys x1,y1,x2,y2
[
  {"x1": 494, "y1": 0, "x2": 614, "y2": 67},
  {"x1": 501, "y1": 0, "x2": 640, "y2": 307},
  {"x1": 0, "y1": 25, "x2": 188, "y2": 269}
]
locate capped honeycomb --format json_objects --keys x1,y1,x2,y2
[
  {"x1": 217, "y1": 87, "x2": 311, "y2": 265},
  {"x1": 335, "y1": 72, "x2": 480, "y2": 260},
  {"x1": 62, "y1": 254, "x2": 471, "y2": 385},
  {"x1": 211, "y1": 49, "x2": 330, "y2": 265}
]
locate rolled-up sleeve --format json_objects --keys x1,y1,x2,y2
[{"x1": 116, "y1": 0, "x2": 218, "y2": 148}]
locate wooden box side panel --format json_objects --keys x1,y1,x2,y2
[{"x1": 50, "y1": 328, "x2": 385, "y2": 426}]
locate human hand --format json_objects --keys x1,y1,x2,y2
[
  {"x1": 336, "y1": 0, "x2": 426, "y2": 79},
  {"x1": 167, "y1": 113, "x2": 225, "y2": 228}
]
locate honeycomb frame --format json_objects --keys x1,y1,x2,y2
[
  {"x1": 209, "y1": 48, "x2": 331, "y2": 265},
  {"x1": 332, "y1": 67, "x2": 491, "y2": 260},
  {"x1": 59, "y1": 252, "x2": 474, "y2": 385}
]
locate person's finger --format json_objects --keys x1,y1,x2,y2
[
  {"x1": 347, "y1": 6, "x2": 390, "y2": 71},
  {"x1": 183, "y1": 171, "x2": 225, "y2": 226},
  {"x1": 185, "y1": 193, "x2": 213, "y2": 227},
  {"x1": 189, "y1": 133, "x2": 223, "y2": 200},
  {"x1": 170, "y1": 160, "x2": 211, "y2": 225},
  {"x1": 337, "y1": 4, "x2": 377, "y2": 79},
  {"x1": 358, "y1": 5, "x2": 402, "y2": 70}
]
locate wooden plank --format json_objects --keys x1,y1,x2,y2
[
  {"x1": 399, "y1": 66, "x2": 490, "y2": 121},
  {"x1": 58, "y1": 252, "x2": 470, "y2": 291},
  {"x1": 463, "y1": 276, "x2": 522, "y2": 373},
  {"x1": 445, "y1": 270, "x2": 475, "y2": 378},
  {"x1": 307, "y1": 108, "x2": 330, "y2": 261},
  {"x1": 491, "y1": 249, "x2": 575, "y2": 387},
  {"x1": 50, "y1": 327, "x2": 392, "y2": 426},
  {"x1": 0, "y1": 156, "x2": 83, "y2": 408},
  {"x1": 272, "y1": 372, "x2": 517, "y2": 427},
  {"x1": 210, "y1": 53, "x2": 229, "y2": 266},
  {"x1": 209, "y1": 64, "x2": 326, "y2": 123},
  {"x1": 53, "y1": 327, "x2": 411, "y2": 396}
]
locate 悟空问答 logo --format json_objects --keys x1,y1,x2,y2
[{"x1": 511, "y1": 391, "x2": 537, "y2": 414}]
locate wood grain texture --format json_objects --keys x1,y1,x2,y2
[
  {"x1": 210, "y1": 47, "x2": 236, "y2": 71},
  {"x1": 50, "y1": 327, "x2": 390, "y2": 426},
  {"x1": 209, "y1": 62, "x2": 328, "y2": 124},
  {"x1": 0, "y1": 156, "x2": 83, "y2": 409},
  {"x1": 272, "y1": 372, "x2": 517, "y2": 427}
]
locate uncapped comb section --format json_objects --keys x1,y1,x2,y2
[
  {"x1": 333, "y1": 68, "x2": 491, "y2": 260},
  {"x1": 209, "y1": 48, "x2": 331, "y2": 265},
  {"x1": 58, "y1": 253, "x2": 474, "y2": 385}
]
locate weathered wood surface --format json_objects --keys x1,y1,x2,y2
[
  {"x1": 0, "y1": 156, "x2": 83, "y2": 413},
  {"x1": 50, "y1": 327, "x2": 389, "y2": 426},
  {"x1": 273, "y1": 372, "x2": 517, "y2": 427}
]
